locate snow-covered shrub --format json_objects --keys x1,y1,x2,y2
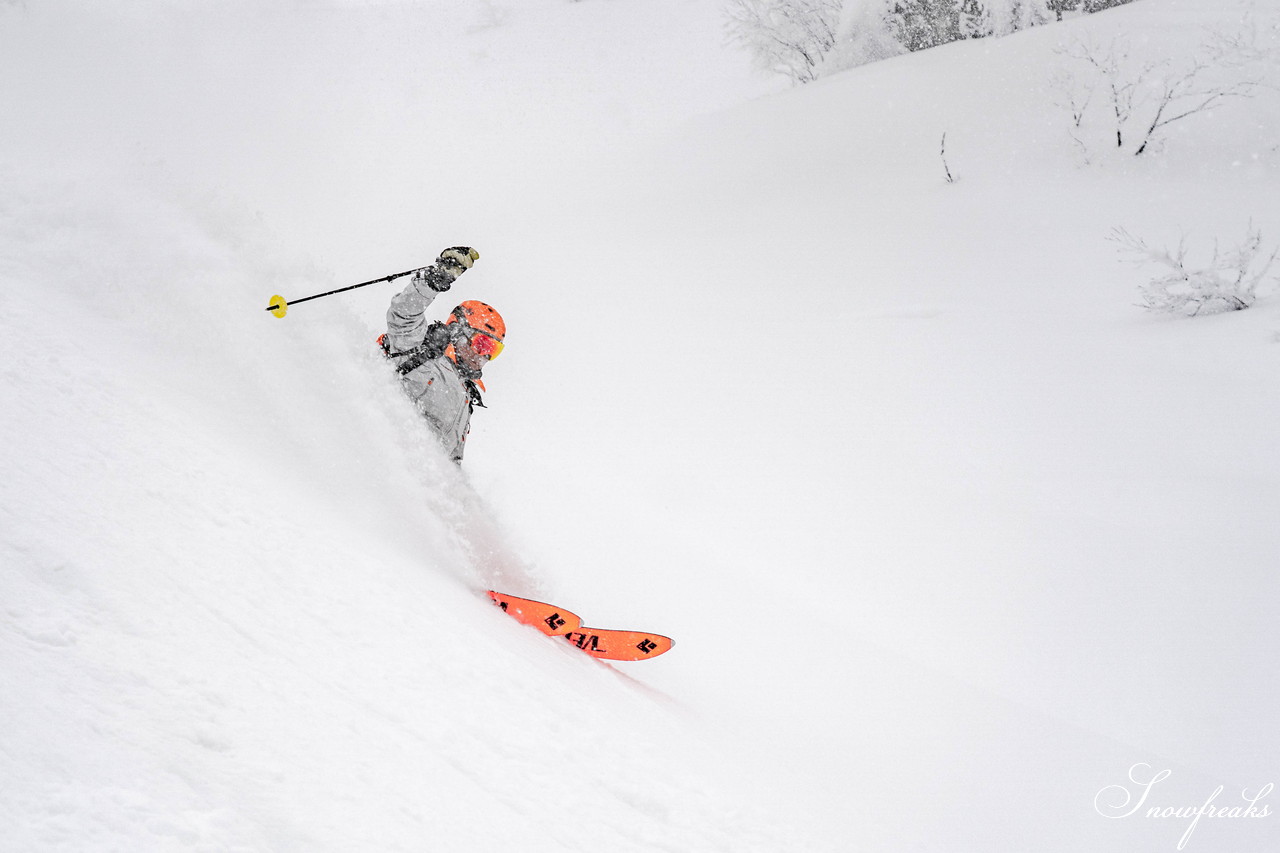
[
  {"x1": 1110, "y1": 226, "x2": 1279, "y2": 316},
  {"x1": 1052, "y1": 29, "x2": 1265, "y2": 158}
]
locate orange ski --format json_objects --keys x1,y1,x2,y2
[
  {"x1": 563, "y1": 627, "x2": 674, "y2": 662},
  {"x1": 488, "y1": 591, "x2": 580, "y2": 636}
]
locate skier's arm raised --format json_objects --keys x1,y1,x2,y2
[{"x1": 386, "y1": 247, "x2": 478, "y2": 352}]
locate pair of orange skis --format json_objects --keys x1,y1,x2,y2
[{"x1": 488, "y1": 591, "x2": 674, "y2": 662}]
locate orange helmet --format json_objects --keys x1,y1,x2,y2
[{"x1": 447, "y1": 300, "x2": 505, "y2": 341}]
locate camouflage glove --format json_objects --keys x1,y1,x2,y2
[
  {"x1": 416, "y1": 247, "x2": 478, "y2": 293},
  {"x1": 438, "y1": 247, "x2": 479, "y2": 276}
]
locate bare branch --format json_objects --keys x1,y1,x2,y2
[{"x1": 1054, "y1": 23, "x2": 1268, "y2": 157}]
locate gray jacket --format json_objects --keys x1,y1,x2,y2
[{"x1": 385, "y1": 267, "x2": 475, "y2": 463}]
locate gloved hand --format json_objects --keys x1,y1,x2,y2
[
  {"x1": 416, "y1": 247, "x2": 479, "y2": 293},
  {"x1": 438, "y1": 247, "x2": 479, "y2": 275}
]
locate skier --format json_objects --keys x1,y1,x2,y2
[{"x1": 381, "y1": 247, "x2": 505, "y2": 464}]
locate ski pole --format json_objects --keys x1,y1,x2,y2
[{"x1": 265, "y1": 266, "x2": 423, "y2": 318}]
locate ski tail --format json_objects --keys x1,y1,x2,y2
[{"x1": 564, "y1": 628, "x2": 674, "y2": 661}]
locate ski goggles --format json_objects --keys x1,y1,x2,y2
[{"x1": 469, "y1": 330, "x2": 504, "y2": 360}]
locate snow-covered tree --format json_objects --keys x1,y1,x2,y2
[
  {"x1": 981, "y1": 0, "x2": 1053, "y2": 37},
  {"x1": 1082, "y1": 0, "x2": 1135, "y2": 11},
  {"x1": 932, "y1": 0, "x2": 1053, "y2": 41},
  {"x1": 726, "y1": 0, "x2": 843, "y2": 84},
  {"x1": 728, "y1": 0, "x2": 1133, "y2": 84},
  {"x1": 1047, "y1": 0, "x2": 1082, "y2": 20},
  {"x1": 891, "y1": 0, "x2": 962, "y2": 52},
  {"x1": 958, "y1": 0, "x2": 992, "y2": 38},
  {"x1": 816, "y1": 0, "x2": 907, "y2": 75}
]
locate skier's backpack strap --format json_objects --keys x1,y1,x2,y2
[
  {"x1": 395, "y1": 350, "x2": 430, "y2": 376},
  {"x1": 385, "y1": 322, "x2": 452, "y2": 376}
]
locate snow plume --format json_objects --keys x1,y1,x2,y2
[{"x1": 0, "y1": 154, "x2": 793, "y2": 853}]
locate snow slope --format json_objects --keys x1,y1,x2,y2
[{"x1": 2, "y1": 0, "x2": 1278, "y2": 851}]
